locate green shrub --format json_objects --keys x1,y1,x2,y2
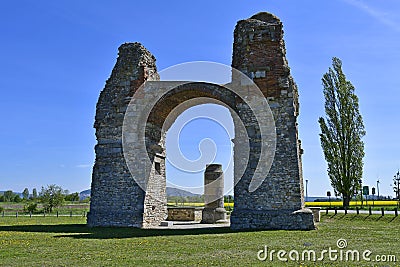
[
  {"x1": 80, "y1": 197, "x2": 90, "y2": 203},
  {"x1": 14, "y1": 195, "x2": 22, "y2": 203},
  {"x1": 24, "y1": 202, "x2": 38, "y2": 213}
]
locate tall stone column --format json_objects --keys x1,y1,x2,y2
[
  {"x1": 201, "y1": 164, "x2": 227, "y2": 223},
  {"x1": 230, "y1": 12, "x2": 315, "y2": 230},
  {"x1": 87, "y1": 43, "x2": 166, "y2": 227}
]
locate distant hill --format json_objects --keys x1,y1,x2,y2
[
  {"x1": 166, "y1": 187, "x2": 200, "y2": 197},
  {"x1": 79, "y1": 187, "x2": 200, "y2": 200},
  {"x1": 79, "y1": 189, "x2": 91, "y2": 200}
]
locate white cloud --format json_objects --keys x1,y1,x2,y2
[
  {"x1": 75, "y1": 164, "x2": 92, "y2": 168},
  {"x1": 343, "y1": 0, "x2": 400, "y2": 32}
]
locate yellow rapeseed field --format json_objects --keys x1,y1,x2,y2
[
  {"x1": 305, "y1": 200, "x2": 398, "y2": 207},
  {"x1": 168, "y1": 201, "x2": 398, "y2": 208}
]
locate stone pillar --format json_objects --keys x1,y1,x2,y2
[
  {"x1": 229, "y1": 12, "x2": 315, "y2": 230},
  {"x1": 87, "y1": 43, "x2": 165, "y2": 228},
  {"x1": 201, "y1": 164, "x2": 227, "y2": 223}
]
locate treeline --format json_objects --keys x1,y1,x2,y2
[
  {"x1": 167, "y1": 195, "x2": 204, "y2": 205},
  {"x1": 0, "y1": 184, "x2": 88, "y2": 214}
]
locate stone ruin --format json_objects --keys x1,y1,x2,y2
[{"x1": 87, "y1": 12, "x2": 315, "y2": 230}]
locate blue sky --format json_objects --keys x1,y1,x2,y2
[
  {"x1": 165, "y1": 104, "x2": 235, "y2": 195},
  {"x1": 1, "y1": 0, "x2": 400, "y2": 197}
]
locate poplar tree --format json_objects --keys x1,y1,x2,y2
[
  {"x1": 318, "y1": 57, "x2": 366, "y2": 208},
  {"x1": 22, "y1": 188, "x2": 29, "y2": 200}
]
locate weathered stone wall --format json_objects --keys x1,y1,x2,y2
[
  {"x1": 142, "y1": 153, "x2": 168, "y2": 227},
  {"x1": 229, "y1": 12, "x2": 312, "y2": 230},
  {"x1": 87, "y1": 43, "x2": 167, "y2": 227}
]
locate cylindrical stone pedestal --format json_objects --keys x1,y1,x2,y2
[{"x1": 201, "y1": 164, "x2": 227, "y2": 223}]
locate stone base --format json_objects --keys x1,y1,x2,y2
[
  {"x1": 308, "y1": 207, "x2": 321, "y2": 222},
  {"x1": 230, "y1": 208, "x2": 315, "y2": 230},
  {"x1": 201, "y1": 207, "x2": 227, "y2": 224},
  {"x1": 87, "y1": 211, "x2": 143, "y2": 228},
  {"x1": 167, "y1": 207, "x2": 203, "y2": 221}
]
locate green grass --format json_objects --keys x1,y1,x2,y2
[{"x1": 0, "y1": 214, "x2": 399, "y2": 266}]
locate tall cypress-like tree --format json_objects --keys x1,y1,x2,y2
[
  {"x1": 32, "y1": 188, "x2": 38, "y2": 200},
  {"x1": 318, "y1": 57, "x2": 366, "y2": 208},
  {"x1": 22, "y1": 188, "x2": 29, "y2": 200}
]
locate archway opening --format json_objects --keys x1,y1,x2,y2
[
  {"x1": 165, "y1": 103, "x2": 234, "y2": 212},
  {"x1": 141, "y1": 82, "x2": 253, "y2": 227}
]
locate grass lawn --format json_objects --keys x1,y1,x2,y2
[{"x1": 0, "y1": 214, "x2": 399, "y2": 266}]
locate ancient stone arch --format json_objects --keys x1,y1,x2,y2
[{"x1": 87, "y1": 12, "x2": 315, "y2": 230}]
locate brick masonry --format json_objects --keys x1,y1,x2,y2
[{"x1": 87, "y1": 12, "x2": 315, "y2": 230}]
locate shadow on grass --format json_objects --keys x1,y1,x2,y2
[
  {"x1": 349, "y1": 214, "x2": 359, "y2": 221},
  {"x1": 322, "y1": 213, "x2": 400, "y2": 223},
  {"x1": 0, "y1": 224, "x2": 252, "y2": 239},
  {"x1": 0, "y1": 221, "x2": 319, "y2": 239},
  {"x1": 329, "y1": 214, "x2": 337, "y2": 219},
  {"x1": 331, "y1": 214, "x2": 346, "y2": 220},
  {"x1": 363, "y1": 215, "x2": 371, "y2": 220}
]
